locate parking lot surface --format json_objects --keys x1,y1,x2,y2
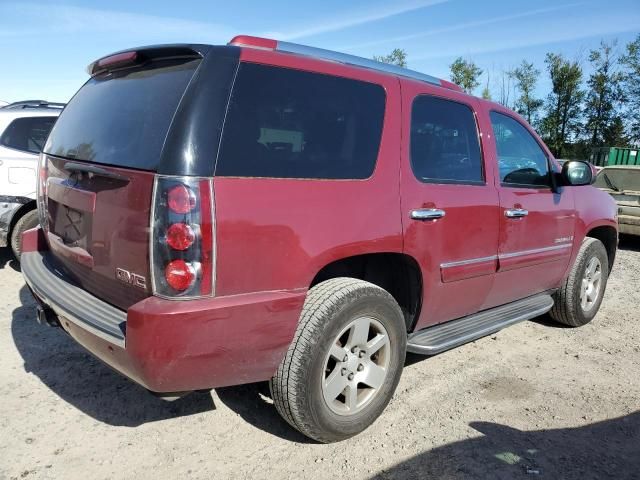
[{"x1": 1, "y1": 238, "x2": 639, "y2": 480}]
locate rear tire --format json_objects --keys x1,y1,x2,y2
[
  {"x1": 10, "y1": 209, "x2": 39, "y2": 261},
  {"x1": 270, "y1": 278, "x2": 406, "y2": 443},
  {"x1": 550, "y1": 237, "x2": 609, "y2": 327}
]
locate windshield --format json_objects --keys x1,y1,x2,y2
[
  {"x1": 43, "y1": 58, "x2": 200, "y2": 171},
  {"x1": 594, "y1": 168, "x2": 640, "y2": 192}
]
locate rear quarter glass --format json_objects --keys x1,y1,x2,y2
[
  {"x1": 43, "y1": 58, "x2": 201, "y2": 171},
  {"x1": 215, "y1": 62, "x2": 386, "y2": 180}
]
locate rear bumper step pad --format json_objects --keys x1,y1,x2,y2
[{"x1": 22, "y1": 250, "x2": 126, "y2": 346}]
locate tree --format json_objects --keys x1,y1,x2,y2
[
  {"x1": 373, "y1": 49, "x2": 407, "y2": 67},
  {"x1": 510, "y1": 60, "x2": 543, "y2": 125},
  {"x1": 449, "y1": 57, "x2": 482, "y2": 94},
  {"x1": 481, "y1": 73, "x2": 492, "y2": 100},
  {"x1": 540, "y1": 53, "x2": 585, "y2": 157},
  {"x1": 603, "y1": 116, "x2": 629, "y2": 146},
  {"x1": 584, "y1": 41, "x2": 625, "y2": 147},
  {"x1": 620, "y1": 34, "x2": 640, "y2": 144},
  {"x1": 497, "y1": 69, "x2": 514, "y2": 108}
]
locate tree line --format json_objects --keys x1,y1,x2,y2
[{"x1": 375, "y1": 34, "x2": 640, "y2": 159}]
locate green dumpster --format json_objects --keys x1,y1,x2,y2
[{"x1": 589, "y1": 147, "x2": 640, "y2": 167}]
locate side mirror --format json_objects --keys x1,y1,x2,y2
[{"x1": 560, "y1": 160, "x2": 593, "y2": 186}]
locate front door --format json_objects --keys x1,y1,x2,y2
[
  {"x1": 486, "y1": 110, "x2": 575, "y2": 307},
  {"x1": 400, "y1": 87, "x2": 500, "y2": 331}
]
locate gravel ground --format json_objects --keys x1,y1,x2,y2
[{"x1": 1, "y1": 237, "x2": 639, "y2": 480}]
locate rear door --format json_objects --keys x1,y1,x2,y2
[
  {"x1": 400, "y1": 84, "x2": 500, "y2": 331},
  {"x1": 41, "y1": 55, "x2": 203, "y2": 310},
  {"x1": 486, "y1": 110, "x2": 575, "y2": 307},
  {"x1": 0, "y1": 115, "x2": 57, "y2": 197}
]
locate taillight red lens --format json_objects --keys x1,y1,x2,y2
[
  {"x1": 167, "y1": 184, "x2": 196, "y2": 214},
  {"x1": 151, "y1": 176, "x2": 214, "y2": 298},
  {"x1": 166, "y1": 223, "x2": 195, "y2": 250},
  {"x1": 165, "y1": 259, "x2": 195, "y2": 291}
]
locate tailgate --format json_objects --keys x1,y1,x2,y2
[
  {"x1": 43, "y1": 156, "x2": 153, "y2": 310},
  {"x1": 40, "y1": 49, "x2": 205, "y2": 309}
]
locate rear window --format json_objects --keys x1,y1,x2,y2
[
  {"x1": 595, "y1": 169, "x2": 640, "y2": 192},
  {"x1": 1, "y1": 116, "x2": 57, "y2": 154},
  {"x1": 216, "y1": 63, "x2": 386, "y2": 179},
  {"x1": 44, "y1": 58, "x2": 200, "y2": 171}
]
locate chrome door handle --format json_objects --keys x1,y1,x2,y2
[
  {"x1": 410, "y1": 208, "x2": 446, "y2": 221},
  {"x1": 505, "y1": 208, "x2": 529, "y2": 218}
]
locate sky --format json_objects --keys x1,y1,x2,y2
[{"x1": 0, "y1": 0, "x2": 639, "y2": 103}]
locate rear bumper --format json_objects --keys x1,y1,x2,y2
[
  {"x1": 618, "y1": 214, "x2": 640, "y2": 236},
  {"x1": 21, "y1": 227, "x2": 307, "y2": 392}
]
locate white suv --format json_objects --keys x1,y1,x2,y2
[{"x1": 0, "y1": 102, "x2": 62, "y2": 259}]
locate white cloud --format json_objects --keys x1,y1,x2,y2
[
  {"x1": 0, "y1": 3, "x2": 234, "y2": 42},
  {"x1": 271, "y1": 0, "x2": 451, "y2": 40},
  {"x1": 342, "y1": 3, "x2": 585, "y2": 51},
  {"x1": 410, "y1": 13, "x2": 640, "y2": 60}
]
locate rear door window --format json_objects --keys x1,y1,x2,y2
[
  {"x1": 43, "y1": 58, "x2": 201, "y2": 171},
  {"x1": 1, "y1": 116, "x2": 57, "y2": 154},
  {"x1": 410, "y1": 96, "x2": 483, "y2": 184},
  {"x1": 216, "y1": 63, "x2": 386, "y2": 179}
]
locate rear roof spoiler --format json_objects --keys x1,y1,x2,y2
[{"x1": 86, "y1": 45, "x2": 208, "y2": 76}]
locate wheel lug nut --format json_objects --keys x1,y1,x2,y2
[
  {"x1": 357, "y1": 364, "x2": 364, "y2": 372},
  {"x1": 342, "y1": 355, "x2": 348, "y2": 362},
  {"x1": 358, "y1": 350, "x2": 366, "y2": 358},
  {"x1": 351, "y1": 346, "x2": 359, "y2": 354},
  {"x1": 341, "y1": 368, "x2": 347, "y2": 376},
  {"x1": 348, "y1": 373, "x2": 355, "y2": 381}
]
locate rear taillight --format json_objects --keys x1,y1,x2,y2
[
  {"x1": 166, "y1": 223, "x2": 195, "y2": 251},
  {"x1": 36, "y1": 153, "x2": 48, "y2": 230},
  {"x1": 165, "y1": 259, "x2": 196, "y2": 291},
  {"x1": 150, "y1": 176, "x2": 215, "y2": 299},
  {"x1": 167, "y1": 184, "x2": 196, "y2": 214}
]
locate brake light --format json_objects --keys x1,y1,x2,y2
[
  {"x1": 150, "y1": 176, "x2": 215, "y2": 298},
  {"x1": 167, "y1": 184, "x2": 196, "y2": 214},
  {"x1": 166, "y1": 223, "x2": 195, "y2": 251},
  {"x1": 87, "y1": 51, "x2": 139, "y2": 75},
  {"x1": 165, "y1": 259, "x2": 196, "y2": 291},
  {"x1": 98, "y1": 51, "x2": 138, "y2": 69},
  {"x1": 36, "y1": 153, "x2": 48, "y2": 230}
]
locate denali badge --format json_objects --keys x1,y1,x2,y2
[{"x1": 116, "y1": 268, "x2": 147, "y2": 289}]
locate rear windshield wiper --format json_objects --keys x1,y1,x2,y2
[{"x1": 64, "y1": 162, "x2": 130, "y2": 183}]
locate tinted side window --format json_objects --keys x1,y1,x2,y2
[
  {"x1": 1, "y1": 116, "x2": 57, "y2": 154},
  {"x1": 216, "y1": 63, "x2": 386, "y2": 179},
  {"x1": 490, "y1": 112, "x2": 550, "y2": 187},
  {"x1": 410, "y1": 96, "x2": 483, "y2": 184}
]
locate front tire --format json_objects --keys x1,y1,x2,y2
[
  {"x1": 10, "y1": 209, "x2": 39, "y2": 261},
  {"x1": 550, "y1": 237, "x2": 609, "y2": 327},
  {"x1": 270, "y1": 278, "x2": 407, "y2": 443}
]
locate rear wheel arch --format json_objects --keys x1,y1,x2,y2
[
  {"x1": 9, "y1": 203, "x2": 38, "y2": 259},
  {"x1": 309, "y1": 252, "x2": 423, "y2": 332},
  {"x1": 8, "y1": 200, "x2": 37, "y2": 239}
]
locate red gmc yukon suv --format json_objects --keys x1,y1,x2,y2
[{"x1": 22, "y1": 36, "x2": 618, "y2": 443}]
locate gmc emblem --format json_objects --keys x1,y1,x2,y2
[{"x1": 116, "y1": 268, "x2": 147, "y2": 290}]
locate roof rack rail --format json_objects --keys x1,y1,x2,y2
[
  {"x1": 229, "y1": 35, "x2": 462, "y2": 92},
  {"x1": 1, "y1": 100, "x2": 65, "y2": 110}
]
